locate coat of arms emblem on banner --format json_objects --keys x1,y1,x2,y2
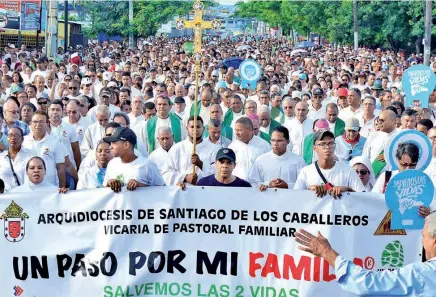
[{"x1": 0, "y1": 201, "x2": 29, "y2": 243}]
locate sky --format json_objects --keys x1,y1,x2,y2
[{"x1": 218, "y1": 0, "x2": 239, "y2": 5}]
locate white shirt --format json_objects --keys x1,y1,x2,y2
[
  {"x1": 63, "y1": 116, "x2": 91, "y2": 145},
  {"x1": 87, "y1": 104, "x2": 120, "y2": 122},
  {"x1": 30, "y1": 69, "x2": 48, "y2": 81},
  {"x1": 372, "y1": 170, "x2": 400, "y2": 193},
  {"x1": 277, "y1": 115, "x2": 294, "y2": 126},
  {"x1": 9, "y1": 180, "x2": 58, "y2": 193},
  {"x1": 50, "y1": 121, "x2": 79, "y2": 168},
  {"x1": 358, "y1": 116, "x2": 376, "y2": 138},
  {"x1": 162, "y1": 138, "x2": 220, "y2": 185},
  {"x1": 362, "y1": 129, "x2": 398, "y2": 163},
  {"x1": 339, "y1": 106, "x2": 363, "y2": 122},
  {"x1": 183, "y1": 103, "x2": 211, "y2": 127},
  {"x1": 22, "y1": 133, "x2": 65, "y2": 185},
  {"x1": 424, "y1": 158, "x2": 436, "y2": 186},
  {"x1": 230, "y1": 111, "x2": 244, "y2": 129},
  {"x1": 247, "y1": 150, "x2": 306, "y2": 188},
  {"x1": 307, "y1": 103, "x2": 327, "y2": 121},
  {"x1": 294, "y1": 161, "x2": 365, "y2": 192},
  {"x1": 228, "y1": 136, "x2": 271, "y2": 180},
  {"x1": 128, "y1": 113, "x2": 145, "y2": 127},
  {"x1": 103, "y1": 156, "x2": 165, "y2": 187},
  {"x1": 284, "y1": 117, "x2": 313, "y2": 156},
  {"x1": 80, "y1": 122, "x2": 106, "y2": 157},
  {"x1": 149, "y1": 147, "x2": 170, "y2": 175},
  {"x1": 77, "y1": 164, "x2": 106, "y2": 190},
  {"x1": 0, "y1": 148, "x2": 35, "y2": 192}
]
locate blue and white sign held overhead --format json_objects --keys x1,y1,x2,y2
[
  {"x1": 385, "y1": 130, "x2": 432, "y2": 172},
  {"x1": 239, "y1": 59, "x2": 261, "y2": 90},
  {"x1": 385, "y1": 170, "x2": 434, "y2": 230},
  {"x1": 402, "y1": 65, "x2": 436, "y2": 108}
]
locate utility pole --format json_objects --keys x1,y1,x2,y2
[
  {"x1": 46, "y1": 0, "x2": 58, "y2": 57},
  {"x1": 424, "y1": 0, "x2": 432, "y2": 66},
  {"x1": 353, "y1": 0, "x2": 358, "y2": 51},
  {"x1": 64, "y1": 0, "x2": 68, "y2": 51},
  {"x1": 129, "y1": 0, "x2": 134, "y2": 49}
]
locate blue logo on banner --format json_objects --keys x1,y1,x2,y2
[
  {"x1": 402, "y1": 65, "x2": 436, "y2": 108},
  {"x1": 239, "y1": 60, "x2": 261, "y2": 90},
  {"x1": 385, "y1": 130, "x2": 432, "y2": 172},
  {"x1": 385, "y1": 170, "x2": 434, "y2": 230}
]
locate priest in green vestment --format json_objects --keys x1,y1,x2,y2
[
  {"x1": 223, "y1": 94, "x2": 244, "y2": 127},
  {"x1": 146, "y1": 95, "x2": 184, "y2": 153},
  {"x1": 326, "y1": 102, "x2": 345, "y2": 137},
  {"x1": 258, "y1": 104, "x2": 282, "y2": 137},
  {"x1": 203, "y1": 104, "x2": 233, "y2": 141}
]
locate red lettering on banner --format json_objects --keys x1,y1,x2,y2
[
  {"x1": 261, "y1": 253, "x2": 281, "y2": 278},
  {"x1": 248, "y1": 252, "x2": 264, "y2": 277},
  {"x1": 249, "y1": 253, "x2": 337, "y2": 282}
]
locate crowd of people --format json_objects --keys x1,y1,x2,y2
[{"x1": 0, "y1": 37, "x2": 434, "y2": 213}]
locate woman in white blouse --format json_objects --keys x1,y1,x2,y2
[
  {"x1": 0, "y1": 127, "x2": 34, "y2": 192},
  {"x1": 10, "y1": 157, "x2": 65, "y2": 193}
]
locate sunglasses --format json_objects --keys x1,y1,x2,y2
[
  {"x1": 355, "y1": 169, "x2": 368, "y2": 175},
  {"x1": 84, "y1": 84, "x2": 92, "y2": 87},
  {"x1": 37, "y1": 101, "x2": 48, "y2": 105},
  {"x1": 69, "y1": 87, "x2": 78, "y2": 90}
]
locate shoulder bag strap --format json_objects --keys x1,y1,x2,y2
[
  {"x1": 7, "y1": 150, "x2": 20, "y2": 186},
  {"x1": 314, "y1": 161, "x2": 334, "y2": 187}
]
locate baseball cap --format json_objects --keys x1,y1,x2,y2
[
  {"x1": 345, "y1": 117, "x2": 360, "y2": 131},
  {"x1": 313, "y1": 88, "x2": 324, "y2": 96},
  {"x1": 299, "y1": 73, "x2": 307, "y2": 80},
  {"x1": 103, "y1": 72, "x2": 112, "y2": 81},
  {"x1": 114, "y1": 65, "x2": 123, "y2": 72},
  {"x1": 107, "y1": 81, "x2": 118, "y2": 88},
  {"x1": 265, "y1": 65, "x2": 274, "y2": 72},
  {"x1": 312, "y1": 130, "x2": 335, "y2": 145},
  {"x1": 314, "y1": 119, "x2": 329, "y2": 131},
  {"x1": 291, "y1": 91, "x2": 301, "y2": 99},
  {"x1": 36, "y1": 57, "x2": 45, "y2": 64},
  {"x1": 81, "y1": 77, "x2": 92, "y2": 85},
  {"x1": 212, "y1": 70, "x2": 219, "y2": 77},
  {"x1": 337, "y1": 88, "x2": 348, "y2": 97},
  {"x1": 174, "y1": 96, "x2": 185, "y2": 104},
  {"x1": 103, "y1": 127, "x2": 137, "y2": 145},
  {"x1": 215, "y1": 148, "x2": 236, "y2": 163},
  {"x1": 372, "y1": 79, "x2": 383, "y2": 90}
]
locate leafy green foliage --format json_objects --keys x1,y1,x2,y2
[
  {"x1": 235, "y1": 0, "x2": 434, "y2": 51},
  {"x1": 77, "y1": 0, "x2": 217, "y2": 38}
]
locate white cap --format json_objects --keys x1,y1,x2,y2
[
  {"x1": 103, "y1": 72, "x2": 112, "y2": 81},
  {"x1": 114, "y1": 65, "x2": 123, "y2": 72},
  {"x1": 291, "y1": 91, "x2": 301, "y2": 99},
  {"x1": 212, "y1": 70, "x2": 219, "y2": 77},
  {"x1": 81, "y1": 77, "x2": 92, "y2": 85},
  {"x1": 107, "y1": 81, "x2": 118, "y2": 88},
  {"x1": 162, "y1": 56, "x2": 169, "y2": 62}
]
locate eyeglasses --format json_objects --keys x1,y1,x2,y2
[
  {"x1": 67, "y1": 110, "x2": 78, "y2": 115},
  {"x1": 316, "y1": 142, "x2": 336, "y2": 149},
  {"x1": 69, "y1": 87, "x2": 78, "y2": 90},
  {"x1": 355, "y1": 169, "x2": 369, "y2": 175},
  {"x1": 7, "y1": 133, "x2": 21, "y2": 139},
  {"x1": 85, "y1": 84, "x2": 92, "y2": 87},
  {"x1": 37, "y1": 101, "x2": 48, "y2": 105},
  {"x1": 398, "y1": 160, "x2": 418, "y2": 168},
  {"x1": 100, "y1": 95, "x2": 110, "y2": 99}
]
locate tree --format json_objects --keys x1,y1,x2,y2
[
  {"x1": 77, "y1": 0, "x2": 217, "y2": 38},
  {"x1": 234, "y1": 0, "x2": 433, "y2": 52}
]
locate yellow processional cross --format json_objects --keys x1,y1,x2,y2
[{"x1": 176, "y1": 0, "x2": 221, "y2": 175}]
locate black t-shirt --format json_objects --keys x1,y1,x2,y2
[{"x1": 196, "y1": 175, "x2": 251, "y2": 187}]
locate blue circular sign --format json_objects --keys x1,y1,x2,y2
[
  {"x1": 385, "y1": 130, "x2": 432, "y2": 171},
  {"x1": 239, "y1": 60, "x2": 261, "y2": 82},
  {"x1": 385, "y1": 170, "x2": 434, "y2": 230}
]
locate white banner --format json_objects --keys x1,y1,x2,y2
[{"x1": 0, "y1": 187, "x2": 422, "y2": 297}]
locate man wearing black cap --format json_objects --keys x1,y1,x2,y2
[
  {"x1": 194, "y1": 148, "x2": 251, "y2": 187},
  {"x1": 308, "y1": 88, "x2": 327, "y2": 121},
  {"x1": 173, "y1": 96, "x2": 186, "y2": 119},
  {"x1": 294, "y1": 130, "x2": 365, "y2": 198},
  {"x1": 103, "y1": 127, "x2": 165, "y2": 192}
]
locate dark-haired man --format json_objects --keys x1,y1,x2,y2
[
  {"x1": 103, "y1": 127, "x2": 164, "y2": 192},
  {"x1": 294, "y1": 130, "x2": 365, "y2": 198},
  {"x1": 163, "y1": 116, "x2": 220, "y2": 186},
  {"x1": 248, "y1": 126, "x2": 305, "y2": 190}
]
